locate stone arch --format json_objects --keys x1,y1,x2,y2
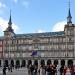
[
  {"x1": 34, "y1": 60, "x2": 38, "y2": 66},
  {"x1": 0, "y1": 60, "x2": 1, "y2": 67},
  {"x1": 21, "y1": 60, "x2": 26, "y2": 67},
  {"x1": 28, "y1": 60, "x2": 32, "y2": 66},
  {"x1": 61, "y1": 59, "x2": 65, "y2": 66},
  {"x1": 4, "y1": 60, "x2": 8, "y2": 67},
  {"x1": 68, "y1": 60, "x2": 73, "y2": 67},
  {"x1": 41, "y1": 60, "x2": 45, "y2": 66},
  {"x1": 47, "y1": 59, "x2": 51, "y2": 65},
  {"x1": 54, "y1": 60, "x2": 58, "y2": 66},
  {"x1": 16, "y1": 60, "x2": 20, "y2": 68},
  {"x1": 11, "y1": 60, "x2": 14, "y2": 67}
]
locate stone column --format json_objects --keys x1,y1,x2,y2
[
  {"x1": 45, "y1": 60, "x2": 47, "y2": 66},
  {"x1": 26, "y1": 60, "x2": 28, "y2": 67},
  {"x1": 32, "y1": 60, "x2": 34, "y2": 65},
  {"x1": 65, "y1": 60, "x2": 67, "y2": 66},
  {"x1": 73, "y1": 60, "x2": 75, "y2": 66},
  {"x1": 58, "y1": 60, "x2": 61, "y2": 67},
  {"x1": 38, "y1": 59, "x2": 40, "y2": 69},
  {"x1": 1, "y1": 59, "x2": 3, "y2": 67},
  {"x1": 20, "y1": 60, "x2": 21, "y2": 67},
  {"x1": 8, "y1": 59, "x2": 11, "y2": 66},
  {"x1": 14, "y1": 60, "x2": 16, "y2": 68},
  {"x1": 51, "y1": 60, "x2": 54, "y2": 65}
]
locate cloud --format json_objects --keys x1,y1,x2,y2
[
  {"x1": 0, "y1": 17, "x2": 19, "y2": 33},
  {"x1": 0, "y1": 2, "x2": 7, "y2": 14},
  {"x1": 0, "y1": 2, "x2": 6, "y2": 8},
  {"x1": 52, "y1": 21, "x2": 67, "y2": 32},
  {"x1": 22, "y1": 1, "x2": 29, "y2": 8},
  {"x1": 12, "y1": 0, "x2": 18, "y2": 3}
]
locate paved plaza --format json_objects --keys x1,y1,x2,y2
[{"x1": 0, "y1": 67, "x2": 28, "y2": 75}]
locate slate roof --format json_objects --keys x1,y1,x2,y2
[
  {"x1": 16, "y1": 31, "x2": 64, "y2": 38},
  {"x1": 0, "y1": 31, "x2": 64, "y2": 39}
]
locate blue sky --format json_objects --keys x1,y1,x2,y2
[{"x1": 0, "y1": 0, "x2": 75, "y2": 36}]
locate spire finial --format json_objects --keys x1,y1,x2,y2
[
  {"x1": 8, "y1": 9, "x2": 12, "y2": 27},
  {"x1": 67, "y1": 0, "x2": 72, "y2": 24},
  {"x1": 69, "y1": 0, "x2": 70, "y2": 9}
]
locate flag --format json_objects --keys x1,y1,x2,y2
[{"x1": 31, "y1": 50, "x2": 37, "y2": 56}]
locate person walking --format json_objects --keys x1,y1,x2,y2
[
  {"x1": 66, "y1": 67, "x2": 71, "y2": 75},
  {"x1": 10, "y1": 65, "x2": 13, "y2": 72},
  {"x1": 40, "y1": 66, "x2": 45, "y2": 75},
  {"x1": 46, "y1": 65, "x2": 50, "y2": 75},
  {"x1": 3, "y1": 66, "x2": 7, "y2": 75}
]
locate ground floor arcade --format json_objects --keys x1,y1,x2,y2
[{"x1": 0, "y1": 58, "x2": 75, "y2": 68}]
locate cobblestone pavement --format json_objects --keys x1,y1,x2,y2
[{"x1": 0, "y1": 67, "x2": 28, "y2": 75}]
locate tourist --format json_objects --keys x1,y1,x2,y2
[
  {"x1": 8, "y1": 65, "x2": 10, "y2": 72},
  {"x1": 60, "y1": 66, "x2": 64, "y2": 75},
  {"x1": 3, "y1": 66, "x2": 7, "y2": 75},
  {"x1": 66, "y1": 67, "x2": 71, "y2": 75},
  {"x1": 46, "y1": 65, "x2": 50, "y2": 75},
  {"x1": 63, "y1": 66, "x2": 67, "y2": 75},
  {"x1": 56, "y1": 65, "x2": 60, "y2": 75},
  {"x1": 40, "y1": 65, "x2": 45, "y2": 75},
  {"x1": 10, "y1": 65, "x2": 13, "y2": 72},
  {"x1": 71, "y1": 66, "x2": 75, "y2": 75},
  {"x1": 34, "y1": 65, "x2": 38, "y2": 75}
]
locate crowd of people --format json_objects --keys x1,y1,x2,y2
[
  {"x1": 27, "y1": 64, "x2": 75, "y2": 75},
  {"x1": 2, "y1": 64, "x2": 13, "y2": 75},
  {"x1": 2, "y1": 63, "x2": 75, "y2": 75}
]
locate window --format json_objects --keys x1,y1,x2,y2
[
  {"x1": 16, "y1": 53, "x2": 20, "y2": 57},
  {"x1": 11, "y1": 53, "x2": 14, "y2": 57}
]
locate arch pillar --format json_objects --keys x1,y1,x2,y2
[
  {"x1": 65, "y1": 60, "x2": 67, "y2": 66},
  {"x1": 32, "y1": 60, "x2": 34, "y2": 65},
  {"x1": 51, "y1": 60, "x2": 54, "y2": 65},
  {"x1": 26, "y1": 60, "x2": 28, "y2": 67},
  {"x1": 8, "y1": 59, "x2": 11, "y2": 66},
  {"x1": 20, "y1": 60, "x2": 21, "y2": 67},
  {"x1": 14, "y1": 60, "x2": 16, "y2": 67},
  {"x1": 45, "y1": 60, "x2": 47, "y2": 66},
  {"x1": 38, "y1": 59, "x2": 40, "y2": 68},
  {"x1": 58, "y1": 60, "x2": 61, "y2": 67},
  {"x1": 73, "y1": 60, "x2": 75, "y2": 66},
  {"x1": 2, "y1": 59, "x2": 3, "y2": 67}
]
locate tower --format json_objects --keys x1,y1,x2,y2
[
  {"x1": 64, "y1": 0, "x2": 75, "y2": 36},
  {"x1": 64, "y1": 0, "x2": 75, "y2": 59},
  {"x1": 4, "y1": 11, "x2": 15, "y2": 39}
]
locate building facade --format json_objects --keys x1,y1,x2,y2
[{"x1": 0, "y1": 6, "x2": 75, "y2": 67}]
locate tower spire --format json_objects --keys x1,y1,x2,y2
[
  {"x1": 8, "y1": 10, "x2": 12, "y2": 27},
  {"x1": 67, "y1": 0, "x2": 72, "y2": 24}
]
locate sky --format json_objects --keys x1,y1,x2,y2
[{"x1": 0, "y1": 0, "x2": 75, "y2": 36}]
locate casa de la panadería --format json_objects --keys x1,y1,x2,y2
[{"x1": 0, "y1": 4, "x2": 75, "y2": 68}]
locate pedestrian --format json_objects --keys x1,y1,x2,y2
[
  {"x1": 71, "y1": 66, "x2": 75, "y2": 75},
  {"x1": 46, "y1": 65, "x2": 50, "y2": 75},
  {"x1": 3, "y1": 66, "x2": 7, "y2": 75},
  {"x1": 63, "y1": 66, "x2": 67, "y2": 75},
  {"x1": 30, "y1": 65, "x2": 34, "y2": 75},
  {"x1": 56, "y1": 65, "x2": 60, "y2": 75},
  {"x1": 40, "y1": 65, "x2": 45, "y2": 75},
  {"x1": 66, "y1": 67, "x2": 71, "y2": 75},
  {"x1": 34, "y1": 65, "x2": 38, "y2": 75},
  {"x1": 60, "y1": 66, "x2": 64, "y2": 75},
  {"x1": 8, "y1": 65, "x2": 10, "y2": 72},
  {"x1": 10, "y1": 65, "x2": 13, "y2": 72}
]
